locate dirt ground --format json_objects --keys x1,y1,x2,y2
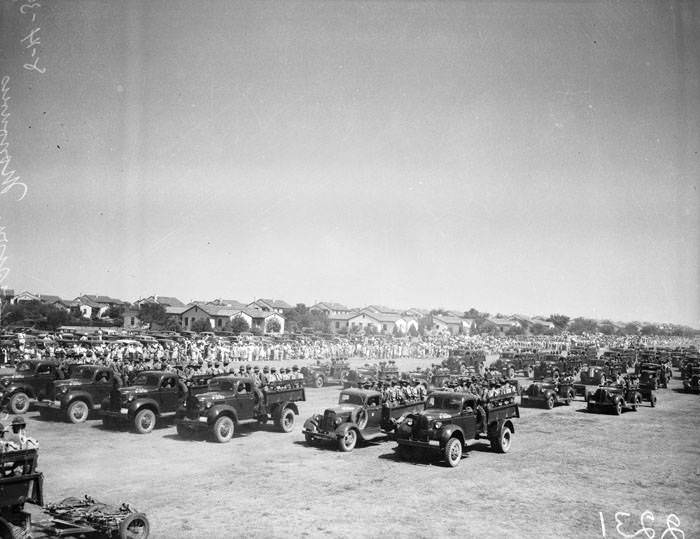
[{"x1": 18, "y1": 358, "x2": 700, "y2": 539}]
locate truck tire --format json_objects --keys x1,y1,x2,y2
[
  {"x1": 545, "y1": 396, "x2": 555, "y2": 410},
  {"x1": 119, "y1": 512, "x2": 150, "y2": 539},
  {"x1": 277, "y1": 408, "x2": 295, "y2": 433},
  {"x1": 304, "y1": 433, "x2": 314, "y2": 445},
  {"x1": 443, "y1": 437, "x2": 462, "y2": 467},
  {"x1": 615, "y1": 401, "x2": 623, "y2": 415},
  {"x1": 338, "y1": 429, "x2": 357, "y2": 452},
  {"x1": 508, "y1": 366, "x2": 515, "y2": 379},
  {"x1": 9, "y1": 392, "x2": 30, "y2": 414},
  {"x1": 66, "y1": 400, "x2": 90, "y2": 423},
  {"x1": 314, "y1": 375, "x2": 324, "y2": 388},
  {"x1": 650, "y1": 395, "x2": 657, "y2": 407},
  {"x1": 212, "y1": 416, "x2": 235, "y2": 443},
  {"x1": 134, "y1": 409, "x2": 157, "y2": 434},
  {"x1": 492, "y1": 424, "x2": 513, "y2": 454}
]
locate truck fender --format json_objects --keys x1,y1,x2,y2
[
  {"x1": 334, "y1": 422, "x2": 358, "y2": 439},
  {"x1": 66, "y1": 391, "x2": 95, "y2": 409},
  {"x1": 281, "y1": 401, "x2": 300, "y2": 415},
  {"x1": 438, "y1": 426, "x2": 464, "y2": 447},
  {"x1": 6, "y1": 384, "x2": 35, "y2": 399},
  {"x1": 208, "y1": 404, "x2": 238, "y2": 425},
  {"x1": 503, "y1": 419, "x2": 515, "y2": 434},
  {"x1": 130, "y1": 398, "x2": 161, "y2": 417}
]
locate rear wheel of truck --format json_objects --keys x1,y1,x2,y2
[
  {"x1": 9, "y1": 392, "x2": 30, "y2": 415},
  {"x1": 119, "y1": 512, "x2": 150, "y2": 539},
  {"x1": 314, "y1": 375, "x2": 324, "y2": 388},
  {"x1": 134, "y1": 409, "x2": 156, "y2": 434},
  {"x1": 304, "y1": 433, "x2": 314, "y2": 445},
  {"x1": 277, "y1": 408, "x2": 295, "y2": 433},
  {"x1": 444, "y1": 437, "x2": 462, "y2": 467},
  {"x1": 66, "y1": 400, "x2": 89, "y2": 423},
  {"x1": 650, "y1": 395, "x2": 657, "y2": 407},
  {"x1": 338, "y1": 429, "x2": 357, "y2": 452},
  {"x1": 566, "y1": 388, "x2": 575, "y2": 404},
  {"x1": 492, "y1": 424, "x2": 512, "y2": 454},
  {"x1": 212, "y1": 416, "x2": 235, "y2": 443},
  {"x1": 545, "y1": 396, "x2": 555, "y2": 410},
  {"x1": 614, "y1": 401, "x2": 623, "y2": 415}
]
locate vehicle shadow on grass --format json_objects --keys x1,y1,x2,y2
[{"x1": 377, "y1": 449, "x2": 471, "y2": 467}]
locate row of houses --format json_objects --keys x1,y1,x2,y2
[{"x1": 2, "y1": 288, "x2": 558, "y2": 336}]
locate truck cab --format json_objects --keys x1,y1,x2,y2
[{"x1": 0, "y1": 360, "x2": 63, "y2": 414}]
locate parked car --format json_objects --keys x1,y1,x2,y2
[{"x1": 302, "y1": 388, "x2": 425, "y2": 451}]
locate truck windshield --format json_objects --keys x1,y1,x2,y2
[
  {"x1": 15, "y1": 362, "x2": 33, "y2": 373},
  {"x1": 338, "y1": 392, "x2": 364, "y2": 406},
  {"x1": 76, "y1": 367, "x2": 96, "y2": 379},
  {"x1": 425, "y1": 395, "x2": 463, "y2": 410},
  {"x1": 132, "y1": 374, "x2": 161, "y2": 387},
  {"x1": 208, "y1": 378, "x2": 235, "y2": 392}
]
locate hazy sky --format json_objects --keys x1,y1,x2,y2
[{"x1": 1, "y1": 1, "x2": 698, "y2": 326}]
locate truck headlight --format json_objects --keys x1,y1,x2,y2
[
  {"x1": 205, "y1": 402, "x2": 212, "y2": 409},
  {"x1": 334, "y1": 417, "x2": 342, "y2": 426},
  {"x1": 1, "y1": 379, "x2": 9, "y2": 387},
  {"x1": 60, "y1": 386, "x2": 69, "y2": 394},
  {"x1": 127, "y1": 395, "x2": 135, "y2": 402},
  {"x1": 405, "y1": 418, "x2": 413, "y2": 426},
  {"x1": 434, "y1": 421, "x2": 442, "y2": 429}
]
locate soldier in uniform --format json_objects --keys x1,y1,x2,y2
[{"x1": 414, "y1": 379, "x2": 427, "y2": 400}]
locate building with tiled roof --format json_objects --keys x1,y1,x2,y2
[
  {"x1": 248, "y1": 298, "x2": 293, "y2": 314},
  {"x1": 310, "y1": 302, "x2": 352, "y2": 316}
]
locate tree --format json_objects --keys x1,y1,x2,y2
[
  {"x1": 191, "y1": 319, "x2": 211, "y2": 332},
  {"x1": 640, "y1": 323, "x2": 660, "y2": 336},
  {"x1": 408, "y1": 324, "x2": 419, "y2": 337},
  {"x1": 506, "y1": 325, "x2": 524, "y2": 337},
  {"x1": 530, "y1": 322, "x2": 547, "y2": 336},
  {"x1": 227, "y1": 316, "x2": 250, "y2": 335},
  {"x1": 138, "y1": 303, "x2": 168, "y2": 327},
  {"x1": 548, "y1": 314, "x2": 570, "y2": 331},
  {"x1": 266, "y1": 318, "x2": 281, "y2": 333},
  {"x1": 569, "y1": 317, "x2": 598, "y2": 334}
]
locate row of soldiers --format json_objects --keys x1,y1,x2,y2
[{"x1": 356, "y1": 378, "x2": 428, "y2": 405}]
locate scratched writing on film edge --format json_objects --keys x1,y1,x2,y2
[{"x1": 0, "y1": 76, "x2": 29, "y2": 286}]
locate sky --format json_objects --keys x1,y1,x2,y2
[{"x1": 0, "y1": 1, "x2": 698, "y2": 326}]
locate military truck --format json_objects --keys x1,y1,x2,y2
[
  {"x1": 521, "y1": 378, "x2": 576, "y2": 409},
  {"x1": 681, "y1": 364, "x2": 700, "y2": 393},
  {"x1": 34, "y1": 365, "x2": 118, "y2": 423},
  {"x1": 175, "y1": 376, "x2": 305, "y2": 442},
  {"x1": 0, "y1": 359, "x2": 64, "y2": 414},
  {"x1": 301, "y1": 358, "x2": 350, "y2": 388},
  {"x1": 341, "y1": 361, "x2": 400, "y2": 388},
  {"x1": 302, "y1": 388, "x2": 425, "y2": 452},
  {"x1": 395, "y1": 390, "x2": 519, "y2": 467},
  {"x1": 100, "y1": 370, "x2": 192, "y2": 433},
  {"x1": 587, "y1": 383, "x2": 643, "y2": 415},
  {"x1": 636, "y1": 362, "x2": 669, "y2": 390}
]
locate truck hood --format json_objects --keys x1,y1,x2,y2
[
  {"x1": 418, "y1": 409, "x2": 455, "y2": 421},
  {"x1": 325, "y1": 403, "x2": 359, "y2": 417},
  {"x1": 53, "y1": 379, "x2": 92, "y2": 390},
  {"x1": 193, "y1": 390, "x2": 229, "y2": 403}
]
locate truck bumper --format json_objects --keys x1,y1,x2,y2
[
  {"x1": 396, "y1": 439, "x2": 439, "y2": 449},
  {"x1": 101, "y1": 409, "x2": 130, "y2": 419},
  {"x1": 302, "y1": 429, "x2": 337, "y2": 441},
  {"x1": 177, "y1": 417, "x2": 209, "y2": 431}
]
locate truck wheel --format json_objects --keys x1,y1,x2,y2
[
  {"x1": 176, "y1": 423, "x2": 193, "y2": 439},
  {"x1": 508, "y1": 367, "x2": 515, "y2": 379},
  {"x1": 212, "y1": 416, "x2": 235, "y2": 443},
  {"x1": 277, "y1": 408, "x2": 295, "y2": 433},
  {"x1": 134, "y1": 409, "x2": 156, "y2": 434},
  {"x1": 9, "y1": 392, "x2": 30, "y2": 415},
  {"x1": 338, "y1": 429, "x2": 357, "y2": 452},
  {"x1": 651, "y1": 395, "x2": 657, "y2": 407},
  {"x1": 66, "y1": 400, "x2": 89, "y2": 423},
  {"x1": 527, "y1": 366, "x2": 534, "y2": 378},
  {"x1": 314, "y1": 375, "x2": 324, "y2": 388},
  {"x1": 492, "y1": 424, "x2": 513, "y2": 454},
  {"x1": 443, "y1": 437, "x2": 462, "y2": 467},
  {"x1": 119, "y1": 512, "x2": 150, "y2": 539},
  {"x1": 304, "y1": 433, "x2": 314, "y2": 445},
  {"x1": 545, "y1": 396, "x2": 555, "y2": 410},
  {"x1": 632, "y1": 394, "x2": 641, "y2": 411},
  {"x1": 615, "y1": 401, "x2": 623, "y2": 415}
]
